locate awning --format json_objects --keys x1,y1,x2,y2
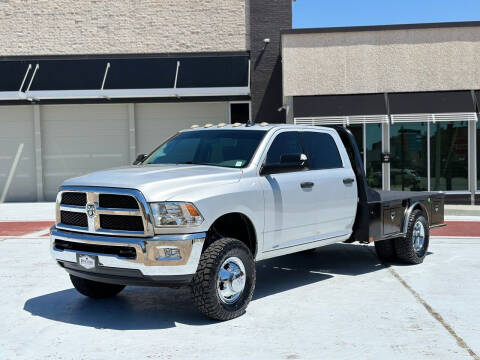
[
  {"x1": 0, "y1": 54, "x2": 250, "y2": 101},
  {"x1": 389, "y1": 91, "x2": 478, "y2": 123},
  {"x1": 293, "y1": 94, "x2": 388, "y2": 117},
  {"x1": 388, "y1": 91, "x2": 475, "y2": 114},
  {"x1": 293, "y1": 94, "x2": 388, "y2": 126}
]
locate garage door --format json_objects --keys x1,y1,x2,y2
[
  {"x1": 41, "y1": 104, "x2": 130, "y2": 201},
  {"x1": 0, "y1": 106, "x2": 36, "y2": 202},
  {"x1": 135, "y1": 102, "x2": 228, "y2": 155}
]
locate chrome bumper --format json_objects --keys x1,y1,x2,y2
[{"x1": 50, "y1": 227, "x2": 206, "y2": 276}]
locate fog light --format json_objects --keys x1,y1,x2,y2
[
  {"x1": 164, "y1": 248, "x2": 181, "y2": 258},
  {"x1": 156, "y1": 247, "x2": 182, "y2": 261}
]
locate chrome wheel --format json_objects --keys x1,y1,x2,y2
[
  {"x1": 412, "y1": 220, "x2": 425, "y2": 254},
  {"x1": 217, "y1": 257, "x2": 246, "y2": 304}
]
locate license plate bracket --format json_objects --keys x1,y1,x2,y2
[{"x1": 77, "y1": 254, "x2": 98, "y2": 270}]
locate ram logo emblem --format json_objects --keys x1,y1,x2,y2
[{"x1": 86, "y1": 203, "x2": 97, "y2": 218}]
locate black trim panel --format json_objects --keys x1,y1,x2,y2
[
  {"x1": 0, "y1": 54, "x2": 249, "y2": 92},
  {"x1": 293, "y1": 94, "x2": 387, "y2": 117},
  {"x1": 282, "y1": 21, "x2": 480, "y2": 35},
  {"x1": 474, "y1": 91, "x2": 480, "y2": 113},
  {"x1": 388, "y1": 91, "x2": 476, "y2": 114}
]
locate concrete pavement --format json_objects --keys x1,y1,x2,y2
[
  {"x1": 0, "y1": 234, "x2": 479, "y2": 359},
  {"x1": 0, "y1": 202, "x2": 479, "y2": 359}
]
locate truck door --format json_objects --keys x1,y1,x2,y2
[
  {"x1": 299, "y1": 130, "x2": 358, "y2": 240},
  {"x1": 261, "y1": 131, "x2": 320, "y2": 251}
]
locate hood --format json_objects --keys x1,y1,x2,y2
[{"x1": 63, "y1": 164, "x2": 243, "y2": 201}]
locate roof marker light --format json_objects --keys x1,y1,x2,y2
[
  {"x1": 204, "y1": 123, "x2": 213, "y2": 128},
  {"x1": 260, "y1": 122, "x2": 269, "y2": 126},
  {"x1": 191, "y1": 124, "x2": 199, "y2": 129},
  {"x1": 232, "y1": 123, "x2": 242, "y2": 127},
  {"x1": 217, "y1": 123, "x2": 226, "y2": 128}
]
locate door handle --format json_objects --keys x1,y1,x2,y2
[
  {"x1": 301, "y1": 182, "x2": 315, "y2": 189},
  {"x1": 343, "y1": 178, "x2": 355, "y2": 185}
]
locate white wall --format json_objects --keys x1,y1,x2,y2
[
  {"x1": 282, "y1": 26, "x2": 480, "y2": 96},
  {"x1": 0, "y1": 0, "x2": 250, "y2": 55}
]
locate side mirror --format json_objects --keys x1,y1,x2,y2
[
  {"x1": 133, "y1": 154, "x2": 147, "y2": 165},
  {"x1": 261, "y1": 153, "x2": 307, "y2": 176},
  {"x1": 280, "y1": 153, "x2": 307, "y2": 165}
]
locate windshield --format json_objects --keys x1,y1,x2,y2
[{"x1": 143, "y1": 130, "x2": 267, "y2": 168}]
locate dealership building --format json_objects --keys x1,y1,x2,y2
[
  {"x1": 281, "y1": 22, "x2": 480, "y2": 204},
  {"x1": 0, "y1": 1, "x2": 479, "y2": 205}
]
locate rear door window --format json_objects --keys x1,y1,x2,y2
[{"x1": 301, "y1": 131, "x2": 343, "y2": 170}]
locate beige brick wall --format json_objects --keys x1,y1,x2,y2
[
  {"x1": 0, "y1": 0, "x2": 249, "y2": 55},
  {"x1": 282, "y1": 26, "x2": 480, "y2": 96}
]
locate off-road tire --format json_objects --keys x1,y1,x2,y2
[
  {"x1": 70, "y1": 275, "x2": 125, "y2": 299},
  {"x1": 191, "y1": 238, "x2": 256, "y2": 321},
  {"x1": 394, "y1": 209, "x2": 429, "y2": 264},
  {"x1": 374, "y1": 239, "x2": 397, "y2": 262}
]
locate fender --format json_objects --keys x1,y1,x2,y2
[{"x1": 402, "y1": 201, "x2": 430, "y2": 234}]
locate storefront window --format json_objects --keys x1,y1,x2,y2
[
  {"x1": 390, "y1": 123, "x2": 428, "y2": 191},
  {"x1": 430, "y1": 121, "x2": 468, "y2": 191},
  {"x1": 346, "y1": 124, "x2": 382, "y2": 189},
  {"x1": 348, "y1": 124, "x2": 363, "y2": 157},
  {"x1": 365, "y1": 124, "x2": 382, "y2": 189}
]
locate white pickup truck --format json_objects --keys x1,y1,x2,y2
[{"x1": 51, "y1": 123, "x2": 444, "y2": 320}]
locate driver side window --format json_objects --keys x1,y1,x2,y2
[{"x1": 266, "y1": 132, "x2": 304, "y2": 165}]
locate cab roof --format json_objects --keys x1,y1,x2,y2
[{"x1": 181, "y1": 123, "x2": 332, "y2": 133}]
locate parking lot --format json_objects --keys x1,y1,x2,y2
[{"x1": 1, "y1": 204, "x2": 479, "y2": 360}]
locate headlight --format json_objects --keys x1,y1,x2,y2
[{"x1": 150, "y1": 202, "x2": 204, "y2": 227}]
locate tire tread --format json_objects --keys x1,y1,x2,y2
[
  {"x1": 191, "y1": 238, "x2": 255, "y2": 321},
  {"x1": 394, "y1": 209, "x2": 428, "y2": 264}
]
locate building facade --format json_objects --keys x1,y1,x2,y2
[
  {"x1": 3, "y1": 3, "x2": 480, "y2": 205},
  {"x1": 282, "y1": 22, "x2": 480, "y2": 204},
  {"x1": 0, "y1": 0, "x2": 291, "y2": 201}
]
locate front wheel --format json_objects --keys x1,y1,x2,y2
[
  {"x1": 191, "y1": 238, "x2": 256, "y2": 321},
  {"x1": 70, "y1": 275, "x2": 125, "y2": 299}
]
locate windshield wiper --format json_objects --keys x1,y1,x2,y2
[{"x1": 176, "y1": 162, "x2": 224, "y2": 168}]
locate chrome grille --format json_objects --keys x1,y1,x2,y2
[
  {"x1": 60, "y1": 210, "x2": 88, "y2": 228},
  {"x1": 61, "y1": 192, "x2": 87, "y2": 206},
  {"x1": 100, "y1": 214, "x2": 144, "y2": 231},
  {"x1": 56, "y1": 187, "x2": 154, "y2": 237},
  {"x1": 99, "y1": 194, "x2": 139, "y2": 209}
]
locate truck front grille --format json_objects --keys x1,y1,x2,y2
[
  {"x1": 56, "y1": 188, "x2": 153, "y2": 237},
  {"x1": 60, "y1": 211, "x2": 88, "y2": 228},
  {"x1": 100, "y1": 214, "x2": 144, "y2": 232},
  {"x1": 99, "y1": 194, "x2": 139, "y2": 209},
  {"x1": 54, "y1": 239, "x2": 137, "y2": 259},
  {"x1": 61, "y1": 192, "x2": 87, "y2": 206}
]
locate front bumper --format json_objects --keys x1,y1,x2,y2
[{"x1": 50, "y1": 227, "x2": 206, "y2": 283}]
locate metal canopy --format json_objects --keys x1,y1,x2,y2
[
  {"x1": 0, "y1": 55, "x2": 250, "y2": 101},
  {"x1": 293, "y1": 94, "x2": 388, "y2": 118},
  {"x1": 388, "y1": 91, "x2": 476, "y2": 114}
]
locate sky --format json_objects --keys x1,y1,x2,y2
[{"x1": 293, "y1": 0, "x2": 480, "y2": 29}]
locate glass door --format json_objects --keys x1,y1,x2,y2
[
  {"x1": 347, "y1": 123, "x2": 382, "y2": 189},
  {"x1": 390, "y1": 122, "x2": 428, "y2": 191}
]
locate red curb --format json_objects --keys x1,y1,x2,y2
[
  {"x1": 0, "y1": 221, "x2": 55, "y2": 236},
  {"x1": 0, "y1": 220, "x2": 479, "y2": 238},
  {"x1": 431, "y1": 221, "x2": 480, "y2": 237}
]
